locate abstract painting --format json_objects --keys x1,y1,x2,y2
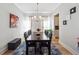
[{"x1": 10, "y1": 13, "x2": 19, "y2": 28}]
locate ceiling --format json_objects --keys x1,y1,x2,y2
[{"x1": 15, "y1": 3, "x2": 61, "y2": 16}]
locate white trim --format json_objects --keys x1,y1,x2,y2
[
  {"x1": 59, "y1": 41, "x2": 79, "y2": 55},
  {"x1": 0, "y1": 47, "x2": 8, "y2": 55}
]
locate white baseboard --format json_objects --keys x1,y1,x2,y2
[
  {"x1": 0, "y1": 47, "x2": 8, "y2": 55},
  {"x1": 59, "y1": 41, "x2": 79, "y2": 55}
]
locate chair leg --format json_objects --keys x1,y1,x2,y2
[
  {"x1": 35, "y1": 46, "x2": 36, "y2": 54},
  {"x1": 26, "y1": 44, "x2": 28, "y2": 55},
  {"x1": 48, "y1": 47, "x2": 50, "y2": 55},
  {"x1": 48, "y1": 43, "x2": 51, "y2": 55},
  {"x1": 39, "y1": 46, "x2": 43, "y2": 54}
]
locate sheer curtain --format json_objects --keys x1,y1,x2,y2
[
  {"x1": 43, "y1": 16, "x2": 51, "y2": 39},
  {"x1": 22, "y1": 17, "x2": 31, "y2": 32},
  {"x1": 26, "y1": 17, "x2": 31, "y2": 31},
  {"x1": 43, "y1": 16, "x2": 51, "y2": 30}
]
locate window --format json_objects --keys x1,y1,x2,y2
[{"x1": 43, "y1": 17, "x2": 51, "y2": 30}]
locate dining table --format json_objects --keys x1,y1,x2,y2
[{"x1": 26, "y1": 33, "x2": 51, "y2": 55}]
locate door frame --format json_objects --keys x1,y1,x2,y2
[{"x1": 53, "y1": 13, "x2": 59, "y2": 42}]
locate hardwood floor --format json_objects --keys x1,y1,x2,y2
[
  {"x1": 52, "y1": 42, "x2": 72, "y2": 55},
  {"x1": 52, "y1": 38, "x2": 72, "y2": 55},
  {"x1": 2, "y1": 50, "x2": 13, "y2": 55}
]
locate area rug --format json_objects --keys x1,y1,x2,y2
[{"x1": 12, "y1": 42, "x2": 62, "y2": 55}]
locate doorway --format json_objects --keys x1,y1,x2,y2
[{"x1": 53, "y1": 14, "x2": 59, "y2": 43}]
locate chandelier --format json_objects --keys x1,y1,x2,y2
[{"x1": 32, "y1": 3, "x2": 42, "y2": 20}]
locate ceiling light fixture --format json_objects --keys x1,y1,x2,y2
[{"x1": 32, "y1": 3, "x2": 42, "y2": 20}]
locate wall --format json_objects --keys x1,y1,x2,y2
[
  {"x1": 0, "y1": 3, "x2": 25, "y2": 54},
  {"x1": 51, "y1": 3, "x2": 79, "y2": 54}
]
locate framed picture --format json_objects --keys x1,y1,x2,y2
[
  {"x1": 70, "y1": 7, "x2": 76, "y2": 14},
  {"x1": 10, "y1": 13, "x2": 19, "y2": 28},
  {"x1": 63, "y1": 20, "x2": 67, "y2": 25}
]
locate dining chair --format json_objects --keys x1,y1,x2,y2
[
  {"x1": 24, "y1": 31, "x2": 36, "y2": 55},
  {"x1": 40, "y1": 30, "x2": 52, "y2": 55}
]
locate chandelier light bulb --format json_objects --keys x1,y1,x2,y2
[
  {"x1": 34, "y1": 16, "x2": 36, "y2": 19},
  {"x1": 39, "y1": 16, "x2": 42, "y2": 19}
]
